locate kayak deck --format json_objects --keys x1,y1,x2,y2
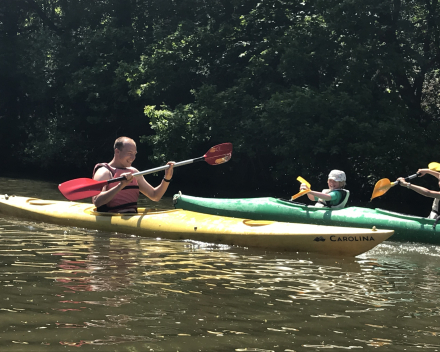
[{"x1": 0, "y1": 194, "x2": 394, "y2": 256}]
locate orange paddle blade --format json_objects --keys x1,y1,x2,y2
[
  {"x1": 370, "y1": 178, "x2": 394, "y2": 200},
  {"x1": 296, "y1": 176, "x2": 310, "y2": 188},
  {"x1": 371, "y1": 173, "x2": 420, "y2": 200}
]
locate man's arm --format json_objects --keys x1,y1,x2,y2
[
  {"x1": 136, "y1": 162, "x2": 174, "y2": 202},
  {"x1": 92, "y1": 168, "x2": 133, "y2": 207}
]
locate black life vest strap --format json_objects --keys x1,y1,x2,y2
[
  {"x1": 96, "y1": 202, "x2": 138, "y2": 213},
  {"x1": 93, "y1": 163, "x2": 116, "y2": 177},
  {"x1": 124, "y1": 185, "x2": 139, "y2": 190}
]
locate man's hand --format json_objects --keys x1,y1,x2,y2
[
  {"x1": 164, "y1": 162, "x2": 175, "y2": 180},
  {"x1": 120, "y1": 172, "x2": 133, "y2": 188}
]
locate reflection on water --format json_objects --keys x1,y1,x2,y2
[
  {"x1": 0, "y1": 177, "x2": 440, "y2": 351},
  {"x1": 1, "y1": 217, "x2": 440, "y2": 351}
]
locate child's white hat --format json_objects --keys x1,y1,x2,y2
[{"x1": 328, "y1": 170, "x2": 346, "y2": 182}]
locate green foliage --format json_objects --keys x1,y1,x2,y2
[
  {"x1": 1, "y1": 0, "x2": 440, "y2": 202},
  {"x1": 142, "y1": 104, "x2": 211, "y2": 163}
]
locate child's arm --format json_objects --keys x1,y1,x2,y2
[
  {"x1": 307, "y1": 190, "x2": 332, "y2": 201},
  {"x1": 300, "y1": 183, "x2": 330, "y2": 201}
]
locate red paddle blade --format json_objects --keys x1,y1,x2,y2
[
  {"x1": 58, "y1": 178, "x2": 107, "y2": 201},
  {"x1": 204, "y1": 143, "x2": 233, "y2": 165}
]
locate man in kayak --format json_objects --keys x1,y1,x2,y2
[
  {"x1": 397, "y1": 168, "x2": 440, "y2": 219},
  {"x1": 92, "y1": 136, "x2": 175, "y2": 213},
  {"x1": 299, "y1": 170, "x2": 350, "y2": 209}
]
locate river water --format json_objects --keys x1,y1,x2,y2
[{"x1": 0, "y1": 177, "x2": 439, "y2": 352}]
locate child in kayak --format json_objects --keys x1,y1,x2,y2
[
  {"x1": 397, "y1": 168, "x2": 440, "y2": 219},
  {"x1": 300, "y1": 170, "x2": 350, "y2": 209}
]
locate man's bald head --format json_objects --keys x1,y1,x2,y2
[{"x1": 114, "y1": 137, "x2": 136, "y2": 151}]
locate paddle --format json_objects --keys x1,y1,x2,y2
[
  {"x1": 370, "y1": 173, "x2": 420, "y2": 201},
  {"x1": 59, "y1": 143, "x2": 233, "y2": 201},
  {"x1": 291, "y1": 176, "x2": 311, "y2": 200},
  {"x1": 429, "y1": 162, "x2": 440, "y2": 171}
]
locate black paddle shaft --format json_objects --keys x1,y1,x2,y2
[{"x1": 404, "y1": 173, "x2": 420, "y2": 181}]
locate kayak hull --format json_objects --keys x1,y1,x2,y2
[
  {"x1": 0, "y1": 194, "x2": 393, "y2": 256},
  {"x1": 173, "y1": 193, "x2": 439, "y2": 244}
]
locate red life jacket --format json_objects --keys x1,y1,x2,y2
[{"x1": 93, "y1": 163, "x2": 139, "y2": 212}]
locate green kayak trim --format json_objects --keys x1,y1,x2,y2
[{"x1": 173, "y1": 193, "x2": 439, "y2": 244}]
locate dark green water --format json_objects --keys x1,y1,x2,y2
[{"x1": 0, "y1": 177, "x2": 439, "y2": 351}]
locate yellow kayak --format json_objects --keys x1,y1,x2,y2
[{"x1": 0, "y1": 194, "x2": 393, "y2": 256}]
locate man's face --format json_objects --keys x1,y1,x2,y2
[{"x1": 117, "y1": 142, "x2": 137, "y2": 167}]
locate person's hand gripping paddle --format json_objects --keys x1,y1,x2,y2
[
  {"x1": 370, "y1": 173, "x2": 419, "y2": 201},
  {"x1": 371, "y1": 163, "x2": 440, "y2": 200},
  {"x1": 291, "y1": 176, "x2": 311, "y2": 201}
]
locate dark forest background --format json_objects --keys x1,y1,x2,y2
[{"x1": 1, "y1": 0, "x2": 440, "y2": 215}]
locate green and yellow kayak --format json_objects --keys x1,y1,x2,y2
[
  {"x1": 173, "y1": 193, "x2": 439, "y2": 244},
  {"x1": 0, "y1": 194, "x2": 393, "y2": 256}
]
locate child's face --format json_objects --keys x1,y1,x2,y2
[{"x1": 328, "y1": 179, "x2": 341, "y2": 189}]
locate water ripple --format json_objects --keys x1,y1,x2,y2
[{"x1": 0, "y1": 205, "x2": 440, "y2": 350}]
